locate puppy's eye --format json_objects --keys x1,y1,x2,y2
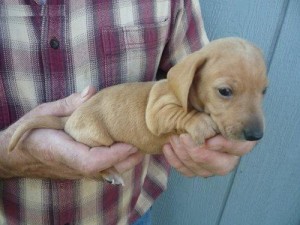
[{"x1": 218, "y1": 88, "x2": 233, "y2": 97}]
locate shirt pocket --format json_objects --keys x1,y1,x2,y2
[
  {"x1": 0, "y1": 4, "x2": 34, "y2": 17},
  {"x1": 0, "y1": 5, "x2": 36, "y2": 44},
  {"x1": 0, "y1": 5, "x2": 41, "y2": 117},
  {"x1": 101, "y1": 18, "x2": 170, "y2": 85}
]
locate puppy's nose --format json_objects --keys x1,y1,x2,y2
[{"x1": 243, "y1": 128, "x2": 263, "y2": 141}]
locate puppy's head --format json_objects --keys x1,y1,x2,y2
[{"x1": 167, "y1": 37, "x2": 268, "y2": 141}]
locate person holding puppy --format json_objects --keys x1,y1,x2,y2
[{"x1": 0, "y1": 0, "x2": 255, "y2": 224}]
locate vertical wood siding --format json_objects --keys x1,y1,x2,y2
[{"x1": 152, "y1": 0, "x2": 300, "y2": 224}]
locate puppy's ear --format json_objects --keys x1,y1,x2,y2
[{"x1": 167, "y1": 51, "x2": 207, "y2": 111}]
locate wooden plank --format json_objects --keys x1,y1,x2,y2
[
  {"x1": 152, "y1": 171, "x2": 237, "y2": 225},
  {"x1": 200, "y1": 0, "x2": 288, "y2": 67},
  {"x1": 219, "y1": 1, "x2": 300, "y2": 225},
  {"x1": 152, "y1": 1, "x2": 286, "y2": 225}
]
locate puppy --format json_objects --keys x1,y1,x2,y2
[{"x1": 8, "y1": 37, "x2": 268, "y2": 184}]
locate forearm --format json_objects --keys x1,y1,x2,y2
[
  {"x1": 0, "y1": 129, "x2": 15, "y2": 178},
  {"x1": 0, "y1": 119, "x2": 27, "y2": 178}
]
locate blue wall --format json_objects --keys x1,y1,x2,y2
[{"x1": 152, "y1": 1, "x2": 300, "y2": 224}]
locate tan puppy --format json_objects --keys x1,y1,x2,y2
[{"x1": 8, "y1": 37, "x2": 268, "y2": 184}]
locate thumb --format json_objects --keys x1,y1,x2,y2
[{"x1": 34, "y1": 86, "x2": 96, "y2": 117}]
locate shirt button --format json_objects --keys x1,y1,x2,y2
[{"x1": 50, "y1": 37, "x2": 60, "y2": 49}]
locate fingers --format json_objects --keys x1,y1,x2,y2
[
  {"x1": 80, "y1": 143, "x2": 138, "y2": 175},
  {"x1": 47, "y1": 136, "x2": 139, "y2": 178},
  {"x1": 163, "y1": 143, "x2": 196, "y2": 177},
  {"x1": 32, "y1": 86, "x2": 97, "y2": 117},
  {"x1": 74, "y1": 144, "x2": 141, "y2": 178},
  {"x1": 59, "y1": 144, "x2": 142, "y2": 179},
  {"x1": 205, "y1": 135, "x2": 257, "y2": 156},
  {"x1": 163, "y1": 134, "x2": 247, "y2": 177},
  {"x1": 25, "y1": 129, "x2": 142, "y2": 179},
  {"x1": 114, "y1": 152, "x2": 144, "y2": 173},
  {"x1": 16, "y1": 126, "x2": 143, "y2": 179}
]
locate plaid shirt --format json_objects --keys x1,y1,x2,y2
[{"x1": 0, "y1": 0, "x2": 208, "y2": 224}]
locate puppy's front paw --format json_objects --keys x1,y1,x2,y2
[{"x1": 185, "y1": 113, "x2": 218, "y2": 145}]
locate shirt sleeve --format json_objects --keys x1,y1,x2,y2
[{"x1": 157, "y1": 0, "x2": 209, "y2": 79}]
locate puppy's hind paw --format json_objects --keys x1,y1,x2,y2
[{"x1": 102, "y1": 169, "x2": 125, "y2": 186}]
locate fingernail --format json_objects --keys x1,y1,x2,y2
[
  {"x1": 81, "y1": 86, "x2": 90, "y2": 98},
  {"x1": 171, "y1": 136, "x2": 180, "y2": 145},
  {"x1": 180, "y1": 134, "x2": 196, "y2": 148},
  {"x1": 129, "y1": 146, "x2": 138, "y2": 153},
  {"x1": 198, "y1": 144, "x2": 206, "y2": 149}
]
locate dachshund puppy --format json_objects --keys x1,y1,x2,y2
[{"x1": 8, "y1": 37, "x2": 268, "y2": 184}]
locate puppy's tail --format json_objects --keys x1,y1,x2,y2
[{"x1": 8, "y1": 116, "x2": 68, "y2": 152}]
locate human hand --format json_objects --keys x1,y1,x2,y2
[
  {"x1": 163, "y1": 134, "x2": 256, "y2": 177},
  {"x1": 0, "y1": 87, "x2": 144, "y2": 179}
]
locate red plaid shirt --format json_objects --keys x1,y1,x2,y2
[{"x1": 0, "y1": 0, "x2": 208, "y2": 224}]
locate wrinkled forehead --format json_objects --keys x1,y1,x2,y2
[
  {"x1": 206, "y1": 39, "x2": 265, "y2": 61},
  {"x1": 206, "y1": 43, "x2": 266, "y2": 74},
  {"x1": 200, "y1": 45, "x2": 268, "y2": 88}
]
